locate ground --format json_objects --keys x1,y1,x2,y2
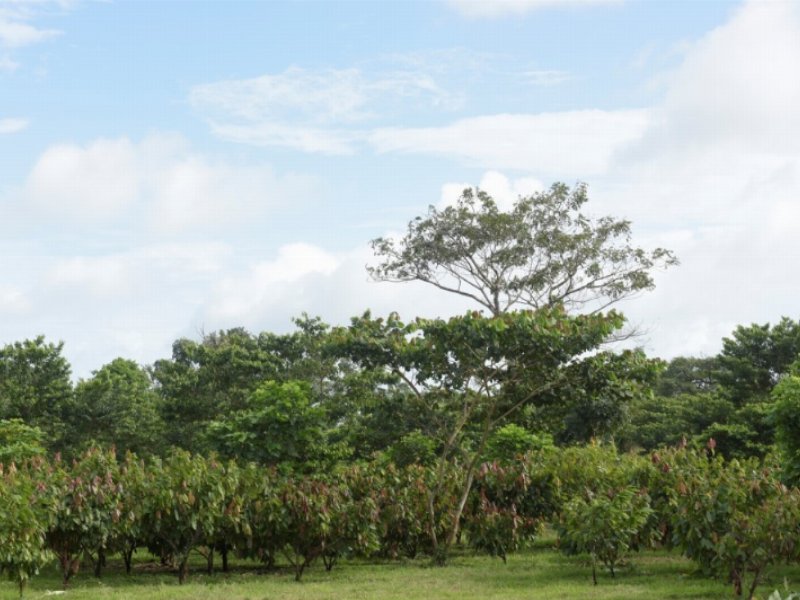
[{"x1": 4, "y1": 541, "x2": 798, "y2": 600}]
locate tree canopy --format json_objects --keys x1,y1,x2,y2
[{"x1": 369, "y1": 183, "x2": 677, "y2": 315}]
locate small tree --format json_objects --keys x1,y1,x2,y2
[
  {"x1": 275, "y1": 476, "x2": 377, "y2": 581},
  {"x1": 0, "y1": 461, "x2": 54, "y2": 599},
  {"x1": 716, "y1": 488, "x2": 800, "y2": 599},
  {"x1": 46, "y1": 448, "x2": 123, "y2": 586},
  {"x1": 559, "y1": 486, "x2": 653, "y2": 584},
  {"x1": 114, "y1": 453, "x2": 148, "y2": 575},
  {"x1": 464, "y1": 460, "x2": 542, "y2": 562},
  {"x1": 142, "y1": 451, "x2": 231, "y2": 584}
]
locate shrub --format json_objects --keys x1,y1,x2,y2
[
  {"x1": 0, "y1": 460, "x2": 54, "y2": 599},
  {"x1": 558, "y1": 486, "x2": 653, "y2": 584}
]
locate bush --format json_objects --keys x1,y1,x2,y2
[
  {"x1": 558, "y1": 486, "x2": 653, "y2": 584},
  {"x1": 0, "y1": 460, "x2": 54, "y2": 598},
  {"x1": 464, "y1": 460, "x2": 541, "y2": 561}
]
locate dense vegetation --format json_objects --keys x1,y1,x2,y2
[{"x1": 1, "y1": 183, "x2": 799, "y2": 599}]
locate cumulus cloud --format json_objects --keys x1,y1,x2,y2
[
  {"x1": 447, "y1": 0, "x2": 623, "y2": 19},
  {"x1": 587, "y1": 0, "x2": 800, "y2": 358},
  {"x1": 22, "y1": 133, "x2": 316, "y2": 231},
  {"x1": 439, "y1": 170, "x2": 543, "y2": 210},
  {"x1": 207, "y1": 243, "x2": 341, "y2": 322}
]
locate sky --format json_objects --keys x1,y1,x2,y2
[{"x1": 1, "y1": 0, "x2": 799, "y2": 378}]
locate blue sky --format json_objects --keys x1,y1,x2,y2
[{"x1": 2, "y1": 0, "x2": 799, "y2": 377}]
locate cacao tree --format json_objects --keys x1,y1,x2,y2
[
  {"x1": 142, "y1": 450, "x2": 229, "y2": 584},
  {"x1": 0, "y1": 459, "x2": 54, "y2": 599},
  {"x1": 558, "y1": 486, "x2": 654, "y2": 584}
]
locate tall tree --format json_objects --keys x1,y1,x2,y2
[
  {"x1": 333, "y1": 307, "x2": 626, "y2": 563},
  {"x1": 369, "y1": 183, "x2": 677, "y2": 315},
  {"x1": 0, "y1": 336, "x2": 72, "y2": 448},
  {"x1": 68, "y1": 358, "x2": 164, "y2": 457},
  {"x1": 715, "y1": 317, "x2": 800, "y2": 405},
  {"x1": 151, "y1": 328, "x2": 281, "y2": 451},
  {"x1": 656, "y1": 356, "x2": 718, "y2": 397}
]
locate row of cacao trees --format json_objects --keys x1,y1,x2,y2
[{"x1": 2, "y1": 443, "x2": 800, "y2": 599}]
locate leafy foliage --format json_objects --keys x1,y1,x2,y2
[
  {"x1": 46, "y1": 448, "x2": 123, "y2": 585},
  {"x1": 69, "y1": 359, "x2": 163, "y2": 457},
  {"x1": 0, "y1": 419, "x2": 46, "y2": 464},
  {"x1": 0, "y1": 460, "x2": 54, "y2": 598},
  {"x1": 715, "y1": 318, "x2": 800, "y2": 406},
  {"x1": 369, "y1": 183, "x2": 676, "y2": 315},
  {"x1": 205, "y1": 380, "x2": 346, "y2": 472},
  {"x1": 0, "y1": 336, "x2": 72, "y2": 450},
  {"x1": 559, "y1": 486, "x2": 653, "y2": 584},
  {"x1": 465, "y1": 460, "x2": 542, "y2": 562},
  {"x1": 772, "y1": 374, "x2": 800, "y2": 485},
  {"x1": 142, "y1": 450, "x2": 234, "y2": 584}
]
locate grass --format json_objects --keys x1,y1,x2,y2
[{"x1": 3, "y1": 540, "x2": 800, "y2": 600}]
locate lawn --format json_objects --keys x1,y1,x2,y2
[{"x1": 4, "y1": 539, "x2": 800, "y2": 600}]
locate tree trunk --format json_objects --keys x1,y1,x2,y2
[
  {"x1": 221, "y1": 543, "x2": 229, "y2": 573},
  {"x1": 94, "y1": 548, "x2": 106, "y2": 578},
  {"x1": 60, "y1": 554, "x2": 79, "y2": 589},
  {"x1": 294, "y1": 560, "x2": 306, "y2": 582},
  {"x1": 123, "y1": 546, "x2": 134, "y2": 575},
  {"x1": 323, "y1": 552, "x2": 338, "y2": 572},
  {"x1": 178, "y1": 557, "x2": 189, "y2": 585},
  {"x1": 18, "y1": 578, "x2": 25, "y2": 600},
  {"x1": 747, "y1": 568, "x2": 761, "y2": 600},
  {"x1": 206, "y1": 547, "x2": 214, "y2": 575}
]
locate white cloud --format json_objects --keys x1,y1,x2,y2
[
  {"x1": 439, "y1": 170, "x2": 543, "y2": 210},
  {"x1": 22, "y1": 133, "x2": 316, "y2": 231},
  {"x1": 0, "y1": 286, "x2": 28, "y2": 314},
  {"x1": 0, "y1": 0, "x2": 78, "y2": 70},
  {"x1": 47, "y1": 255, "x2": 134, "y2": 296},
  {"x1": 205, "y1": 122, "x2": 359, "y2": 156},
  {"x1": 370, "y1": 110, "x2": 650, "y2": 176},
  {"x1": 0, "y1": 15, "x2": 59, "y2": 48},
  {"x1": 587, "y1": 0, "x2": 800, "y2": 359},
  {"x1": 207, "y1": 243, "x2": 341, "y2": 322},
  {"x1": 27, "y1": 137, "x2": 141, "y2": 218},
  {"x1": 522, "y1": 70, "x2": 572, "y2": 86},
  {"x1": 45, "y1": 242, "x2": 234, "y2": 299},
  {"x1": 0, "y1": 117, "x2": 28, "y2": 133},
  {"x1": 0, "y1": 55, "x2": 19, "y2": 72},
  {"x1": 447, "y1": 0, "x2": 622, "y2": 19},
  {"x1": 190, "y1": 66, "x2": 460, "y2": 153}
]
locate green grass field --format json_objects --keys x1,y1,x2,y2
[{"x1": 4, "y1": 538, "x2": 800, "y2": 600}]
